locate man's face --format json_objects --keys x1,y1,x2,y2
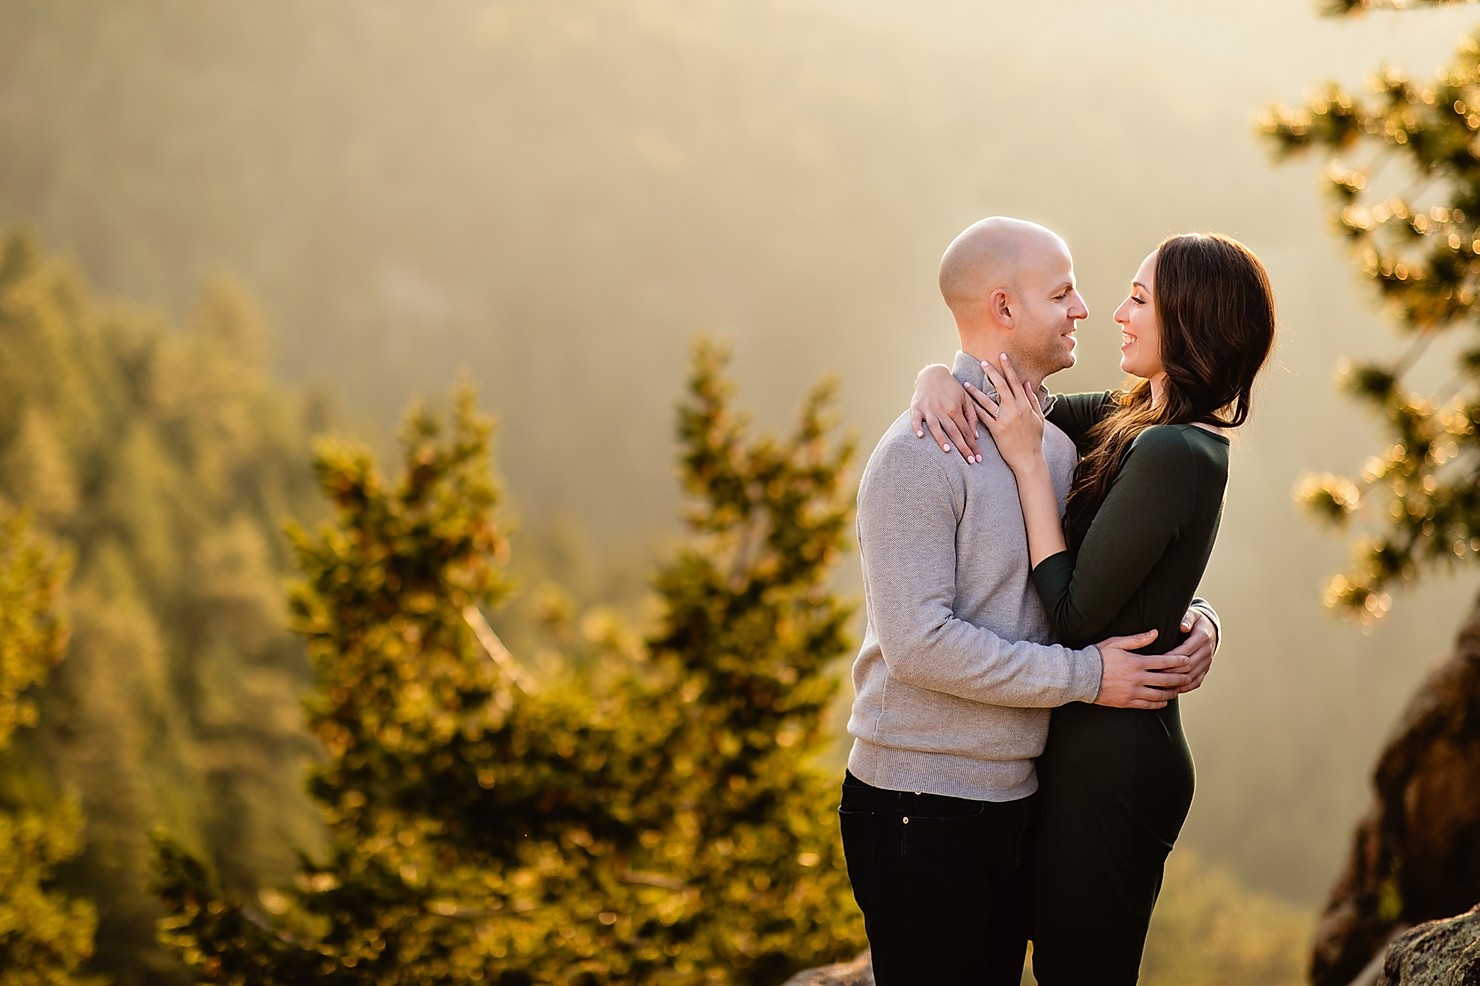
[{"x1": 1010, "y1": 236, "x2": 1086, "y2": 381}]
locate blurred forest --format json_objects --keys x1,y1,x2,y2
[
  {"x1": 5, "y1": 0, "x2": 1480, "y2": 982},
  {"x1": 0, "y1": 233, "x2": 328, "y2": 980}
]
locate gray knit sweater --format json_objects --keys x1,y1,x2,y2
[{"x1": 845, "y1": 351, "x2": 1103, "y2": 802}]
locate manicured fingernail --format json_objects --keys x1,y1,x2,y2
[
  {"x1": 943, "y1": 443, "x2": 951, "y2": 452},
  {"x1": 916, "y1": 429, "x2": 924, "y2": 437},
  {"x1": 1000, "y1": 353, "x2": 1009, "y2": 361}
]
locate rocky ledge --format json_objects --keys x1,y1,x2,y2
[{"x1": 1377, "y1": 904, "x2": 1480, "y2": 986}]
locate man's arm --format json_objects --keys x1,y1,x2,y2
[{"x1": 859, "y1": 438, "x2": 1189, "y2": 709}]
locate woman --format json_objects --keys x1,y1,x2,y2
[{"x1": 909, "y1": 232, "x2": 1276, "y2": 984}]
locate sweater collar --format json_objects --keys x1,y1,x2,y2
[{"x1": 952, "y1": 350, "x2": 1058, "y2": 415}]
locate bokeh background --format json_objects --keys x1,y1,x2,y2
[{"x1": 6, "y1": 1, "x2": 1480, "y2": 982}]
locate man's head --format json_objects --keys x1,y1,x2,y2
[{"x1": 938, "y1": 217, "x2": 1086, "y2": 385}]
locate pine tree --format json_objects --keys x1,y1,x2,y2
[
  {"x1": 1266, "y1": 8, "x2": 1480, "y2": 983},
  {"x1": 1263, "y1": 3, "x2": 1480, "y2": 618},
  {"x1": 156, "y1": 343, "x2": 863, "y2": 984},
  {"x1": 0, "y1": 231, "x2": 325, "y2": 985},
  {"x1": 620, "y1": 339, "x2": 861, "y2": 984},
  {"x1": 0, "y1": 507, "x2": 102, "y2": 985}
]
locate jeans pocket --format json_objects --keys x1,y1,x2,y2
[
  {"x1": 838, "y1": 806, "x2": 877, "y2": 911},
  {"x1": 900, "y1": 806, "x2": 1027, "y2": 893}
]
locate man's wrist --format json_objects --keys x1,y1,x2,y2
[{"x1": 1080, "y1": 643, "x2": 1105, "y2": 704}]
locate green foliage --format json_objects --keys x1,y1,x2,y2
[
  {"x1": 626, "y1": 339, "x2": 860, "y2": 982},
  {"x1": 0, "y1": 231, "x2": 325, "y2": 984},
  {"x1": 0, "y1": 510, "x2": 70, "y2": 746},
  {"x1": 0, "y1": 799, "x2": 103, "y2": 986},
  {"x1": 0, "y1": 509, "x2": 102, "y2": 985},
  {"x1": 156, "y1": 342, "x2": 863, "y2": 983},
  {"x1": 1264, "y1": 25, "x2": 1480, "y2": 618}
]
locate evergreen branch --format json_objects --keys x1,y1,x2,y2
[
  {"x1": 461, "y1": 604, "x2": 537, "y2": 693},
  {"x1": 1323, "y1": 0, "x2": 1480, "y2": 13}
]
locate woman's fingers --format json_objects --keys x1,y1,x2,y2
[
  {"x1": 926, "y1": 409, "x2": 977, "y2": 462},
  {"x1": 998, "y1": 353, "x2": 1026, "y2": 401},
  {"x1": 921, "y1": 410, "x2": 954, "y2": 453},
  {"x1": 953, "y1": 393, "x2": 983, "y2": 461},
  {"x1": 980, "y1": 359, "x2": 1007, "y2": 397},
  {"x1": 982, "y1": 356, "x2": 1011, "y2": 400},
  {"x1": 1025, "y1": 379, "x2": 1044, "y2": 419},
  {"x1": 979, "y1": 357, "x2": 1046, "y2": 426},
  {"x1": 978, "y1": 362, "x2": 1024, "y2": 423},
  {"x1": 910, "y1": 371, "x2": 982, "y2": 462},
  {"x1": 963, "y1": 382, "x2": 1000, "y2": 423},
  {"x1": 1003, "y1": 355, "x2": 1047, "y2": 421}
]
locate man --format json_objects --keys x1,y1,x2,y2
[{"x1": 839, "y1": 217, "x2": 1217, "y2": 984}]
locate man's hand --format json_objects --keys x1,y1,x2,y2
[
  {"x1": 1166, "y1": 607, "x2": 1218, "y2": 695},
  {"x1": 1093, "y1": 630, "x2": 1193, "y2": 710}
]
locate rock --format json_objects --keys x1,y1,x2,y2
[
  {"x1": 1310, "y1": 590, "x2": 1480, "y2": 986},
  {"x1": 781, "y1": 950, "x2": 874, "y2": 986},
  {"x1": 1377, "y1": 904, "x2": 1480, "y2": 985}
]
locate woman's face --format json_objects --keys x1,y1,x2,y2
[{"x1": 1113, "y1": 250, "x2": 1166, "y2": 385}]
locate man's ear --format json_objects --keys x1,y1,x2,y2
[{"x1": 990, "y1": 288, "x2": 1014, "y2": 327}]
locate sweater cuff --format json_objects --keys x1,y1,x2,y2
[{"x1": 1070, "y1": 644, "x2": 1103, "y2": 704}]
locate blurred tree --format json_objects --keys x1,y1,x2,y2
[
  {"x1": 1265, "y1": 6, "x2": 1480, "y2": 984},
  {"x1": 1264, "y1": 5, "x2": 1480, "y2": 619},
  {"x1": 623, "y1": 339, "x2": 861, "y2": 984},
  {"x1": 0, "y1": 232, "x2": 325, "y2": 985},
  {"x1": 0, "y1": 507, "x2": 103, "y2": 985},
  {"x1": 156, "y1": 342, "x2": 862, "y2": 984}
]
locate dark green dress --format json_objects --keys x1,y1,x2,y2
[{"x1": 1031, "y1": 392, "x2": 1229, "y2": 985}]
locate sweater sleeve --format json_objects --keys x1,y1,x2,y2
[
  {"x1": 1046, "y1": 391, "x2": 1116, "y2": 452},
  {"x1": 1029, "y1": 427, "x2": 1197, "y2": 644},
  {"x1": 857, "y1": 438, "x2": 1103, "y2": 708}
]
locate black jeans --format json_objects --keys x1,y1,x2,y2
[{"x1": 838, "y1": 771, "x2": 1035, "y2": 986}]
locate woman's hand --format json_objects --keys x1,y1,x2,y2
[
  {"x1": 976, "y1": 355, "x2": 1046, "y2": 475},
  {"x1": 909, "y1": 364, "x2": 983, "y2": 463}
]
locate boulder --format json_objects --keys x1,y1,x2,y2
[
  {"x1": 780, "y1": 950, "x2": 874, "y2": 986},
  {"x1": 1377, "y1": 904, "x2": 1480, "y2": 985},
  {"x1": 1310, "y1": 591, "x2": 1480, "y2": 986}
]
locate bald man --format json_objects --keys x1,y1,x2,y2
[{"x1": 839, "y1": 218, "x2": 1217, "y2": 984}]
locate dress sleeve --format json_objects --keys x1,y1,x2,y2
[
  {"x1": 1029, "y1": 427, "x2": 1197, "y2": 644},
  {"x1": 1046, "y1": 391, "x2": 1116, "y2": 452}
]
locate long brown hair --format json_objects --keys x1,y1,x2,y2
[{"x1": 1064, "y1": 233, "x2": 1276, "y2": 548}]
